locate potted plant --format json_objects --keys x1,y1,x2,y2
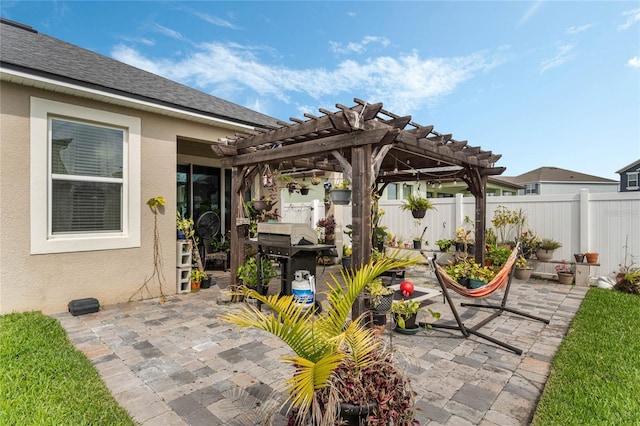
[
  {"x1": 445, "y1": 259, "x2": 495, "y2": 289},
  {"x1": 555, "y1": 262, "x2": 574, "y2": 284},
  {"x1": 486, "y1": 244, "x2": 512, "y2": 267},
  {"x1": 514, "y1": 255, "x2": 533, "y2": 280},
  {"x1": 400, "y1": 193, "x2": 436, "y2": 219},
  {"x1": 341, "y1": 245, "x2": 352, "y2": 270},
  {"x1": 176, "y1": 212, "x2": 194, "y2": 240},
  {"x1": 329, "y1": 179, "x2": 352, "y2": 205},
  {"x1": 190, "y1": 269, "x2": 207, "y2": 292},
  {"x1": 317, "y1": 215, "x2": 336, "y2": 244},
  {"x1": 299, "y1": 182, "x2": 310, "y2": 195},
  {"x1": 454, "y1": 216, "x2": 475, "y2": 254},
  {"x1": 585, "y1": 252, "x2": 599, "y2": 264},
  {"x1": 391, "y1": 299, "x2": 421, "y2": 330},
  {"x1": 236, "y1": 257, "x2": 277, "y2": 289},
  {"x1": 536, "y1": 238, "x2": 561, "y2": 261},
  {"x1": 411, "y1": 222, "x2": 428, "y2": 249},
  {"x1": 519, "y1": 230, "x2": 541, "y2": 259},
  {"x1": 222, "y1": 255, "x2": 420, "y2": 425},
  {"x1": 365, "y1": 278, "x2": 394, "y2": 312},
  {"x1": 252, "y1": 196, "x2": 273, "y2": 212},
  {"x1": 436, "y1": 238, "x2": 453, "y2": 252}
]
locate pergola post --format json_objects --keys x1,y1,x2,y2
[
  {"x1": 229, "y1": 166, "x2": 245, "y2": 288},
  {"x1": 351, "y1": 143, "x2": 372, "y2": 319}
]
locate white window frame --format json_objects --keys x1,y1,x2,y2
[
  {"x1": 30, "y1": 97, "x2": 140, "y2": 254},
  {"x1": 627, "y1": 172, "x2": 638, "y2": 189}
]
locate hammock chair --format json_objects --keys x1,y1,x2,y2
[{"x1": 421, "y1": 243, "x2": 549, "y2": 355}]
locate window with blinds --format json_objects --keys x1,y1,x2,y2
[
  {"x1": 50, "y1": 119, "x2": 124, "y2": 233},
  {"x1": 30, "y1": 97, "x2": 140, "y2": 254}
]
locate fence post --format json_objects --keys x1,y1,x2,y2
[{"x1": 579, "y1": 188, "x2": 589, "y2": 253}]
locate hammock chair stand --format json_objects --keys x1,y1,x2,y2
[{"x1": 421, "y1": 246, "x2": 549, "y2": 355}]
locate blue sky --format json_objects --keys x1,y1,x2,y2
[{"x1": 2, "y1": 1, "x2": 639, "y2": 179}]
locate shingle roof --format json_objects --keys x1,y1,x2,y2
[
  {"x1": 505, "y1": 166, "x2": 617, "y2": 184},
  {"x1": 616, "y1": 159, "x2": 640, "y2": 174},
  {"x1": 0, "y1": 18, "x2": 279, "y2": 128}
]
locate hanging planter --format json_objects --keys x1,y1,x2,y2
[{"x1": 330, "y1": 189, "x2": 351, "y2": 205}]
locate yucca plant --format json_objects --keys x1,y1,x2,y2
[{"x1": 222, "y1": 255, "x2": 420, "y2": 425}]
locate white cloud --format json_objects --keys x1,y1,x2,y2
[
  {"x1": 566, "y1": 24, "x2": 593, "y2": 35},
  {"x1": 193, "y1": 12, "x2": 240, "y2": 30},
  {"x1": 628, "y1": 57, "x2": 640, "y2": 69},
  {"x1": 111, "y1": 41, "x2": 503, "y2": 115},
  {"x1": 618, "y1": 8, "x2": 640, "y2": 30},
  {"x1": 518, "y1": 0, "x2": 545, "y2": 26},
  {"x1": 330, "y1": 36, "x2": 390, "y2": 55},
  {"x1": 153, "y1": 23, "x2": 187, "y2": 41},
  {"x1": 538, "y1": 43, "x2": 575, "y2": 73}
]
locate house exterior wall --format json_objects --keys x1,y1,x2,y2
[
  {"x1": 538, "y1": 182, "x2": 619, "y2": 195},
  {"x1": 619, "y1": 163, "x2": 640, "y2": 192},
  {"x1": 0, "y1": 81, "x2": 231, "y2": 314}
]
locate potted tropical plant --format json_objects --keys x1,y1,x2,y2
[
  {"x1": 329, "y1": 179, "x2": 351, "y2": 205},
  {"x1": 222, "y1": 255, "x2": 420, "y2": 425},
  {"x1": 341, "y1": 245, "x2": 352, "y2": 270},
  {"x1": 486, "y1": 244, "x2": 512, "y2": 267},
  {"x1": 536, "y1": 238, "x2": 561, "y2": 261},
  {"x1": 190, "y1": 269, "x2": 207, "y2": 292},
  {"x1": 514, "y1": 255, "x2": 533, "y2": 280},
  {"x1": 436, "y1": 238, "x2": 453, "y2": 252},
  {"x1": 176, "y1": 212, "x2": 194, "y2": 240},
  {"x1": 400, "y1": 193, "x2": 436, "y2": 219},
  {"x1": 519, "y1": 230, "x2": 541, "y2": 259},
  {"x1": 236, "y1": 257, "x2": 277, "y2": 289},
  {"x1": 391, "y1": 299, "x2": 420, "y2": 330},
  {"x1": 317, "y1": 215, "x2": 336, "y2": 244},
  {"x1": 364, "y1": 278, "x2": 394, "y2": 312}
]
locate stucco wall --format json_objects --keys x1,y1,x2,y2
[{"x1": 0, "y1": 81, "x2": 231, "y2": 314}]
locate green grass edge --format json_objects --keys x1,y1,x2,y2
[
  {"x1": 531, "y1": 288, "x2": 640, "y2": 425},
  {"x1": 0, "y1": 311, "x2": 135, "y2": 425}
]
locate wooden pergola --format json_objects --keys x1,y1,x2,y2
[{"x1": 216, "y1": 98, "x2": 505, "y2": 291}]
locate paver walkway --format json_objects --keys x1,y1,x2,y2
[{"x1": 54, "y1": 266, "x2": 588, "y2": 425}]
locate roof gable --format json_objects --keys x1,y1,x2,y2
[
  {"x1": 0, "y1": 18, "x2": 279, "y2": 129},
  {"x1": 616, "y1": 159, "x2": 640, "y2": 174},
  {"x1": 506, "y1": 166, "x2": 617, "y2": 184}
]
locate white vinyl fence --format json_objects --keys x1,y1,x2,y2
[{"x1": 283, "y1": 189, "x2": 640, "y2": 281}]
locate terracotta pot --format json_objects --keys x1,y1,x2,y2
[
  {"x1": 191, "y1": 280, "x2": 201, "y2": 292},
  {"x1": 585, "y1": 252, "x2": 599, "y2": 264}
]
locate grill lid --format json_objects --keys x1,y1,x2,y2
[{"x1": 257, "y1": 222, "x2": 318, "y2": 246}]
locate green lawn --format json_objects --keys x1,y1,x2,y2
[
  {"x1": 532, "y1": 288, "x2": 640, "y2": 425},
  {"x1": 0, "y1": 311, "x2": 134, "y2": 425}
]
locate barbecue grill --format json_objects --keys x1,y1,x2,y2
[{"x1": 256, "y1": 223, "x2": 336, "y2": 300}]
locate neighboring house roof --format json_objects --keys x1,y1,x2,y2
[
  {"x1": 0, "y1": 18, "x2": 279, "y2": 129},
  {"x1": 487, "y1": 176, "x2": 523, "y2": 189},
  {"x1": 503, "y1": 166, "x2": 618, "y2": 184},
  {"x1": 616, "y1": 159, "x2": 640, "y2": 174}
]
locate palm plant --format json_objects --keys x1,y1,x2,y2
[{"x1": 222, "y1": 255, "x2": 420, "y2": 425}]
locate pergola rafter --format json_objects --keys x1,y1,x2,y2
[{"x1": 215, "y1": 98, "x2": 506, "y2": 317}]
